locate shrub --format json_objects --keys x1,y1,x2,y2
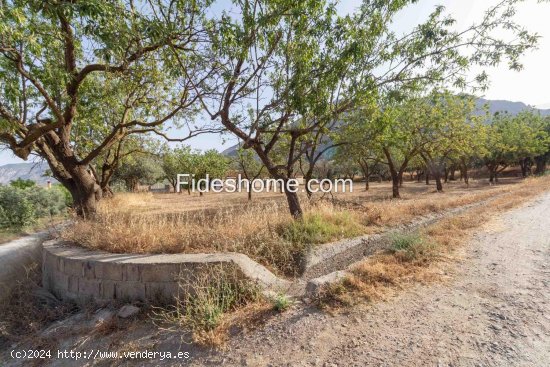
[
  {"x1": 25, "y1": 186, "x2": 68, "y2": 217},
  {"x1": 271, "y1": 293, "x2": 292, "y2": 312},
  {"x1": 154, "y1": 264, "x2": 262, "y2": 345},
  {"x1": 0, "y1": 186, "x2": 36, "y2": 228},
  {"x1": 0, "y1": 184, "x2": 68, "y2": 229}
]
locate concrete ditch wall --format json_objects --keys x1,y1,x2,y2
[
  {"x1": 0, "y1": 231, "x2": 49, "y2": 300},
  {"x1": 42, "y1": 240, "x2": 291, "y2": 303}
]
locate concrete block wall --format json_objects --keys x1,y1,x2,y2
[{"x1": 42, "y1": 240, "x2": 291, "y2": 303}]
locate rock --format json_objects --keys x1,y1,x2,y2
[
  {"x1": 94, "y1": 308, "x2": 115, "y2": 325},
  {"x1": 117, "y1": 304, "x2": 140, "y2": 319}
]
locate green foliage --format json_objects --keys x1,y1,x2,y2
[
  {"x1": 278, "y1": 211, "x2": 363, "y2": 245},
  {"x1": 0, "y1": 184, "x2": 68, "y2": 229},
  {"x1": 157, "y1": 265, "x2": 261, "y2": 335},
  {"x1": 161, "y1": 147, "x2": 229, "y2": 191},
  {"x1": 271, "y1": 294, "x2": 292, "y2": 312},
  {"x1": 114, "y1": 155, "x2": 163, "y2": 191},
  {"x1": 484, "y1": 111, "x2": 550, "y2": 167},
  {"x1": 390, "y1": 233, "x2": 436, "y2": 262},
  {"x1": 0, "y1": 186, "x2": 36, "y2": 229},
  {"x1": 9, "y1": 178, "x2": 36, "y2": 190},
  {"x1": 24, "y1": 186, "x2": 67, "y2": 217}
]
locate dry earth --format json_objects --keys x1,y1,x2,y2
[{"x1": 188, "y1": 191, "x2": 550, "y2": 367}]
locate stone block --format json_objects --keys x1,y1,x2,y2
[
  {"x1": 140, "y1": 264, "x2": 179, "y2": 282},
  {"x1": 123, "y1": 264, "x2": 140, "y2": 281},
  {"x1": 82, "y1": 261, "x2": 96, "y2": 279},
  {"x1": 100, "y1": 280, "x2": 117, "y2": 299},
  {"x1": 78, "y1": 278, "x2": 101, "y2": 298},
  {"x1": 115, "y1": 281, "x2": 146, "y2": 301},
  {"x1": 63, "y1": 258, "x2": 83, "y2": 277}
]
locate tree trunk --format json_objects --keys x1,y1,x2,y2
[
  {"x1": 304, "y1": 170, "x2": 314, "y2": 199},
  {"x1": 391, "y1": 172, "x2": 400, "y2": 198},
  {"x1": 425, "y1": 172, "x2": 430, "y2": 185},
  {"x1": 435, "y1": 173, "x2": 443, "y2": 192},
  {"x1": 102, "y1": 185, "x2": 114, "y2": 198},
  {"x1": 449, "y1": 167, "x2": 456, "y2": 181},
  {"x1": 285, "y1": 190, "x2": 303, "y2": 219},
  {"x1": 460, "y1": 160, "x2": 469, "y2": 185},
  {"x1": 65, "y1": 166, "x2": 102, "y2": 218},
  {"x1": 248, "y1": 189, "x2": 252, "y2": 201},
  {"x1": 535, "y1": 154, "x2": 548, "y2": 175}
]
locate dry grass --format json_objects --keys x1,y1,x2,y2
[
  {"x1": 0, "y1": 264, "x2": 77, "y2": 348},
  {"x1": 316, "y1": 175, "x2": 550, "y2": 310},
  {"x1": 62, "y1": 198, "x2": 365, "y2": 276},
  {"x1": 151, "y1": 263, "x2": 269, "y2": 346},
  {"x1": 61, "y1": 177, "x2": 544, "y2": 276}
]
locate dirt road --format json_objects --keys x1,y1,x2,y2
[{"x1": 190, "y1": 192, "x2": 550, "y2": 366}]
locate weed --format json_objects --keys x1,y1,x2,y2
[
  {"x1": 390, "y1": 233, "x2": 437, "y2": 263},
  {"x1": 271, "y1": 294, "x2": 292, "y2": 312},
  {"x1": 153, "y1": 264, "x2": 263, "y2": 346}
]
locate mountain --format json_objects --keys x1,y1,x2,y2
[
  {"x1": 476, "y1": 98, "x2": 550, "y2": 116},
  {"x1": 0, "y1": 162, "x2": 55, "y2": 186}
]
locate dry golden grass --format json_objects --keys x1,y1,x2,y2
[
  {"x1": 316, "y1": 175, "x2": 550, "y2": 310},
  {"x1": 61, "y1": 177, "x2": 544, "y2": 276},
  {"x1": 151, "y1": 263, "x2": 270, "y2": 346},
  {"x1": 0, "y1": 264, "x2": 77, "y2": 348}
]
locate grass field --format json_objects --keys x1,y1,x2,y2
[{"x1": 60, "y1": 176, "x2": 541, "y2": 276}]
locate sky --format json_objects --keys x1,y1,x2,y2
[{"x1": 1, "y1": 0, "x2": 549, "y2": 166}]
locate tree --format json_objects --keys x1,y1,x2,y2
[
  {"x1": 192, "y1": 0, "x2": 539, "y2": 217},
  {"x1": 483, "y1": 111, "x2": 549, "y2": 182},
  {"x1": 114, "y1": 155, "x2": 163, "y2": 192},
  {"x1": 534, "y1": 116, "x2": 550, "y2": 174},
  {"x1": 10, "y1": 178, "x2": 36, "y2": 190},
  {"x1": 0, "y1": 0, "x2": 214, "y2": 217},
  {"x1": 417, "y1": 92, "x2": 481, "y2": 192},
  {"x1": 192, "y1": 150, "x2": 229, "y2": 195},
  {"x1": 234, "y1": 146, "x2": 266, "y2": 201},
  {"x1": 161, "y1": 145, "x2": 195, "y2": 192}
]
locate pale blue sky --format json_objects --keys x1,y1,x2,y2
[{"x1": 2, "y1": 0, "x2": 549, "y2": 165}]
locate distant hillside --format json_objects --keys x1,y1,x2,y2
[
  {"x1": 476, "y1": 98, "x2": 550, "y2": 116},
  {"x1": 0, "y1": 162, "x2": 55, "y2": 185}
]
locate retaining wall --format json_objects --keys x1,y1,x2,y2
[
  {"x1": 0, "y1": 231, "x2": 49, "y2": 300},
  {"x1": 42, "y1": 240, "x2": 290, "y2": 303}
]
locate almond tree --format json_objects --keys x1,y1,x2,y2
[
  {"x1": 191, "y1": 0, "x2": 540, "y2": 218},
  {"x1": 0, "y1": 0, "x2": 213, "y2": 216}
]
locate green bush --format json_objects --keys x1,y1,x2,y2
[
  {"x1": 25, "y1": 186, "x2": 67, "y2": 217},
  {"x1": 10, "y1": 178, "x2": 36, "y2": 190},
  {"x1": 0, "y1": 184, "x2": 69, "y2": 229},
  {"x1": 0, "y1": 186, "x2": 36, "y2": 228}
]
